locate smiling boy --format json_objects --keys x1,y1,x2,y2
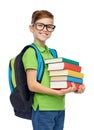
[{"x1": 22, "y1": 10, "x2": 85, "y2": 130}]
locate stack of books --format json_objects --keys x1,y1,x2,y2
[{"x1": 45, "y1": 57, "x2": 84, "y2": 90}]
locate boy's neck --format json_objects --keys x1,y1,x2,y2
[{"x1": 33, "y1": 40, "x2": 46, "y2": 48}]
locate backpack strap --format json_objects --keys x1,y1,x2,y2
[
  {"x1": 8, "y1": 61, "x2": 14, "y2": 92},
  {"x1": 30, "y1": 43, "x2": 44, "y2": 83},
  {"x1": 49, "y1": 48, "x2": 58, "y2": 58}
]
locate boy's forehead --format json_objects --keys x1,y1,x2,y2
[{"x1": 35, "y1": 18, "x2": 54, "y2": 24}]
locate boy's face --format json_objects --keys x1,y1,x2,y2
[{"x1": 29, "y1": 18, "x2": 55, "y2": 43}]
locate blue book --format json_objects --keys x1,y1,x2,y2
[{"x1": 50, "y1": 76, "x2": 83, "y2": 84}]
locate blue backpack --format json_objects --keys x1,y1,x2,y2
[{"x1": 8, "y1": 43, "x2": 58, "y2": 120}]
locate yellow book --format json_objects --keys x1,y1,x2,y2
[{"x1": 49, "y1": 70, "x2": 84, "y2": 78}]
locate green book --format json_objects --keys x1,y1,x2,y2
[{"x1": 45, "y1": 57, "x2": 79, "y2": 65}]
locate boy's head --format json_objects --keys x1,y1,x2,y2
[
  {"x1": 29, "y1": 10, "x2": 55, "y2": 44},
  {"x1": 31, "y1": 10, "x2": 54, "y2": 24}
]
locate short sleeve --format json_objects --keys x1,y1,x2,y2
[{"x1": 22, "y1": 47, "x2": 38, "y2": 71}]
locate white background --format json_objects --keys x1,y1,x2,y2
[{"x1": 0, "y1": 0, "x2": 94, "y2": 129}]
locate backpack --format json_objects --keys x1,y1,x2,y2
[{"x1": 8, "y1": 43, "x2": 58, "y2": 120}]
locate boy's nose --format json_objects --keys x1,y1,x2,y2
[{"x1": 43, "y1": 26, "x2": 47, "y2": 31}]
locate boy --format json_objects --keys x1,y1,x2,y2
[{"x1": 22, "y1": 10, "x2": 85, "y2": 130}]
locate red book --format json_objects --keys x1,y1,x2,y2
[
  {"x1": 48, "y1": 62, "x2": 81, "y2": 72},
  {"x1": 50, "y1": 81, "x2": 81, "y2": 90}
]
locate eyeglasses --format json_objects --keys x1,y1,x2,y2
[{"x1": 32, "y1": 23, "x2": 56, "y2": 32}]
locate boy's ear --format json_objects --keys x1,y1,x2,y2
[{"x1": 29, "y1": 25, "x2": 34, "y2": 32}]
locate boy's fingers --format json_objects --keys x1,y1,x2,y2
[{"x1": 71, "y1": 82, "x2": 75, "y2": 87}]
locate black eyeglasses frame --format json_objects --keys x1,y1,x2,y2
[{"x1": 32, "y1": 22, "x2": 56, "y2": 32}]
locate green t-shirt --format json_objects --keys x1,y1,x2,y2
[{"x1": 22, "y1": 43, "x2": 65, "y2": 111}]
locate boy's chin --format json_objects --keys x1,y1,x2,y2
[{"x1": 39, "y1": 38, "x2": 47, "y2": 42}]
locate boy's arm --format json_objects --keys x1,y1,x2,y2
[{"x1": 26, "y1": 69, "x2": 76, "y2": 96}]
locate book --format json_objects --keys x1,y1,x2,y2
[
  {"x1": 50, "y1": 81, "x2": 81, "y2": 90},
  {"x1": 45, "y1": 57, "x2": 79, "y2": 65},
  {"x1": 48, "y1": 62, "x2": 81, "y2": 72},
  {"x1": 50, "y1": 76, "x2": 83, "y2": 84},
  {"x1": 49, "y1": 70, "x2": 84, "y2": 78}
]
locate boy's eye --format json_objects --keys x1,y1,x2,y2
[
  {"x1": 37, "y1": 24, "x2": 44, "y2": 28},
  {"x1": 47, "y1": 25, "x2": 54, "y2": 29}
]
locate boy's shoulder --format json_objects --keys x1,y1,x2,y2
[{"x1": 22, "y1": 47, "x2": 37, "y2": 59}]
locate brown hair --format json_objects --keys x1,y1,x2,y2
[{"x1": 31, "y1": 10, "x2": 54, "y2": 24}]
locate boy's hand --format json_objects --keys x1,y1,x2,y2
[
  {"x1": 67, "y1": 82, "x2": 77, "y2": 92},
  {"x1": 59, "y1": 82, "x2": 76, "y2": 95},
  {"x1": 58, "y1": 83, "x2": 85, "y2": 96},
  {"x1": 74, "y1": 84, "x2": 85, "y2": 94},
  {"x1": 71, "y1": 82, "x2": 77, "y2": 92}
]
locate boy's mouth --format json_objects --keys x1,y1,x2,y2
[{"x1": 39, "y1": 32, "x2": 49, "y2": 36}]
